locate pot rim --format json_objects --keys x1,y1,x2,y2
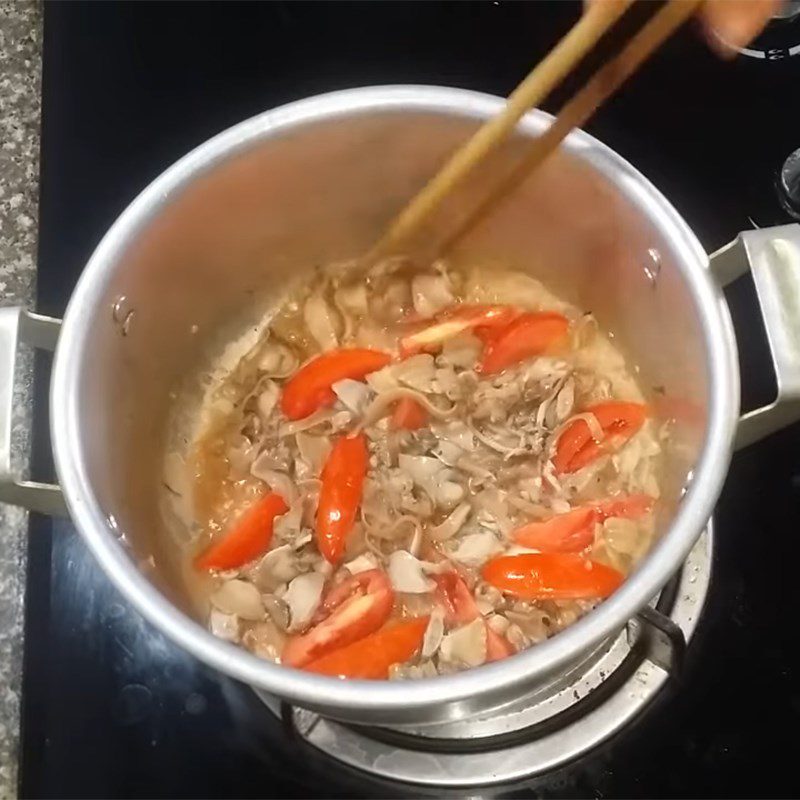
[{"x1": 50, "y1": 85, "x2": 739, "y2": 715}]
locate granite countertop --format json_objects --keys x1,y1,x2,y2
[{"x1": 0, "y1": 2, "x2": 41, "y2": 798}]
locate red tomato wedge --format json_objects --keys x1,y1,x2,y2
[
  {"x1": 433, "y1": 572, "x2": 514, "y2": 663},
  {"x1": 302, "y1": 617, "x2": 429, "y2": 679},
  {"x1": 316, "y1": 433, "x2": 369, "y2": 564},
  {"x1": 282, "y1": 569, "x2": 393, "y2": 667},
  {"x1": 433, "y1": 572, "x2": 481, "y2": 626},
  {"x1": 512, "y1": 494, "x2": 654, "y2": 553},
  {"x1": 482, "y1": 553, "x2": 623, "y2": 600},
  {"x1": 553, "y1": 401, "x2": 647, "y2": 474},
  {"x1": 399, "y1": 305, "x2": 518, "y2": 357},
  {"x1": 391, "y1": 397, "x2": 428, "y2": 430},
  {"x1": 486, "y1": 626, "x2": 516, "y2": 660},
  {"x1": 194, "y1": 493, "x2": 288, "y2": 571},
  {"x1": 280, "y1": 348, "x2": 390, "y2": 421},
  {"x1": 512, "y1": 506, "x2": 597, "y2": 553},
  {"x1": 477, "y1": 312, "x2": 569, "y2": 375}
]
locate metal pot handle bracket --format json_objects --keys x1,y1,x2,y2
[
  {"x1": 621, "y1": 224, "x2": 800, "y2": 680},
  {"x1": 0, "y1": 307, "x2": 66, "y2": 515},
  {"x1": 709, "y1": 223, "x2": 800, "y2": 449}
]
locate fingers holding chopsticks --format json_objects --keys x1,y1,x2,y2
[
  {"x1": 701, "y1": 0, "x2": 782, "y2": 56},
  {"x1": 586, "y1": 0, "x2": 781, "y2": 56}
]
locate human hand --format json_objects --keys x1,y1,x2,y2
[
  {"x1": 587, "y1": 0, "x2": 781, "y2": 57},
  {"x1": 701, "y1": 0, "x2": 782, "y2": 55}
]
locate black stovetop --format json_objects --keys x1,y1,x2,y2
[{"x1": 21, "y1": 2, "x2": 800, "y2": 797}]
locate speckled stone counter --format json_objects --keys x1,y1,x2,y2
[{"x1": 0, "y1": 3, "x2": 41, "y2": 798}]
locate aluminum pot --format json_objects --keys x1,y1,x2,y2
[{"x1": 3, "y1": 86, "x2": 800, "y2": 727}]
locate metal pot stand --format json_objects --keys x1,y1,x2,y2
[{"x1": 255, "y1": 526, "x2": 709, "y2": 788}]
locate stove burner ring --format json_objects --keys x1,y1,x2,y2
[
  {"x1": 256, "y1": 526, "x2": 711, "y2": 786},
  {"x1": 328, "y1": 581, "x2": 683, "y2": 756},
  {"x1": 323, "y1": 643, "x2": 651, "y2": 756}
]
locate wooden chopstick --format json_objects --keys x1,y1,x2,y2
[
  {"x1": 367, "y1": 0, "x2": 703, "y2": 263},
  {"x1": 365, "y1": 0, "x2": 633, "y2": 262},
  {"x1": 439, "y1": 0, "x2": 703, "y2": 254}
]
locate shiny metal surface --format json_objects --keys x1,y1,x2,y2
[
  {"x1": 628, "y1": 603, "x2": 686, "y2": 674},
  {"x1": 774, "y1": 0, "x2": 800, "y2": 20},
  {"x1": 778, "y1": 148, "x2": 800, "y2": 218},
  {"x1": 0, "y1": 308, "x2": 65, "y2": 515},
  {"x1": 22, "y1": 84, "x2": 769, "y2": 723},
  {"x1": 254, "y1": 527, "x2": 711, "y2": 786},
  {"x1": 709, "y1": 224, "x2": 800, "y2": 448}
]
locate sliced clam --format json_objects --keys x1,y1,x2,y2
[
  {"x1": 262, "y1": 593, "x2": 291, "y2": 631},
  {"x1": 243, "y1": 619, "x2": 286, "y2": 662},
  {"x1": 246, "y1": 544, "x2": 298, "y2": 592},
  {"x1": 258, "y1": 341, "x2": 298, "y2": 378},
  {"x1": 388, "y1": 550, "x2": 434, "y2": 594},
  {"x1": 304, "y1": 292, "x2": 341, "y2": 351},
  {"x1": 428, "y1": 503, "x2": 471, "y2": 542},
  {"x1": 283, "y1": 572, "x2": 326, "y2": 631},
  {"x1": 295, "y1": 432, "x2": 332, "y2": 474},
  {"x1": 411, "y1": 273, "x2": 454, "y2": 318},
  {"x1": 421, "y1": 608, "x2": 445, "y2": 659},
  {"x1": 256, "y1": 380, "x2": 280, "y2": 422},
  {"x1": 447, "y1": 530, "x2": 501, "y2": 566},
  {"x1": 439, "y1": 618, "x2": 487, "y2": 667},
  {"x1": 343, "y1": 552, "x2": 379, "y2": 574},
  {"x1": 250, "y1": 457, "x2": 297, "y2": 505},
  {"x1": 210, "y1": 579, "x2": 265, "y2": 621},
  {"x1": 332, "y1": 378, "x2": 372, "y2": 415},
  {"x1": 209, "y1": 608, "x2": 240, "y2": 643}
]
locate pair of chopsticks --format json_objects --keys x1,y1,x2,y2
[{"x1": 367, "y1": 0, "x2": 703, "y2": 262}]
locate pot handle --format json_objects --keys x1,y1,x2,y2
[
  {"x1": 709, "y1": 223, "x2": 800, "y2": 449},
  {"x1": 0, "y1": 306, "x2": 67, "y2": 515}
]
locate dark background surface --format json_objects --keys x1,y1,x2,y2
[{"x1": 21, "y1": 1, "x2": 800, "y2": 797}]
